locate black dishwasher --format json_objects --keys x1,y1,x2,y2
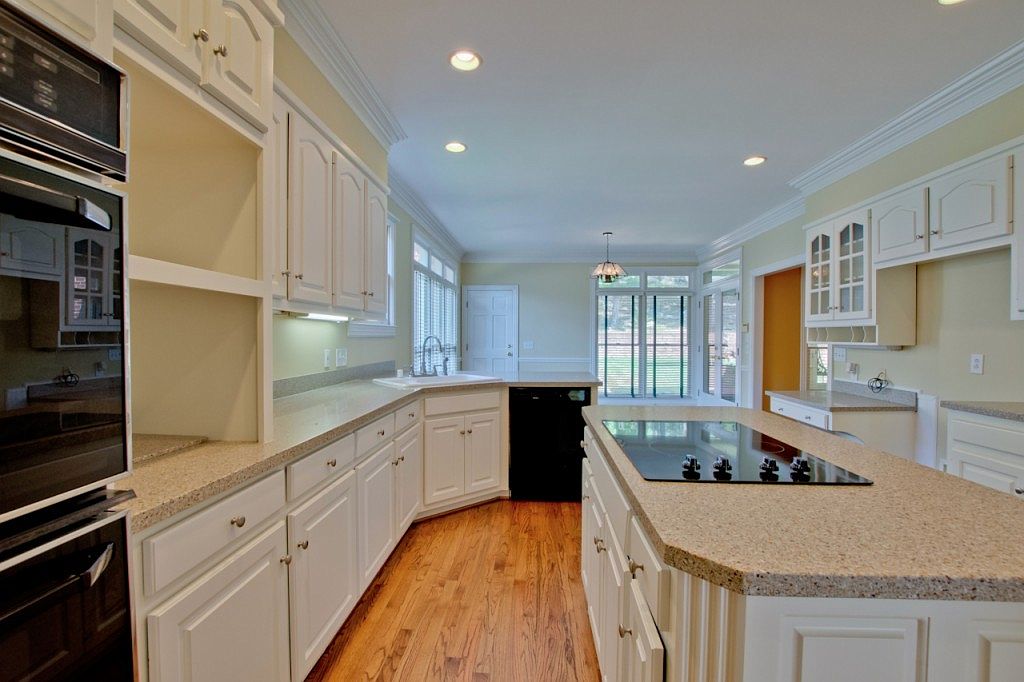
[{"x1": 510, "y1": 387, "x2": 591, "y2": 501}]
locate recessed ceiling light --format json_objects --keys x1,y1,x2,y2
[
  {"x1": 936, "y1": 0, "x2": 967, "y2": 4},
  {"x1": 445, "y1": 141, "x2": 467, "y2": 153},
  {"x1": 449, "y1": 50, "x2": 481, "y2": 71},
  {"x1": 744, "y1": 155, "x2": 767, "y2": 167}
]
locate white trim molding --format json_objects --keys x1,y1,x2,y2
[
  {"x1": 697, "y1": 196, "x2": 806, "y2": 262},
  {"x1": 390, "y1": 172, "x2": 465, "y2": 261},
  {"x1": 463, "y1": 248, "x2": 699, "y2": 264},
  {"x1": 790, "y1": 38, "x2": 1024, "y2": 196},
  {"x1": 279, "y1": 0, "x2": 407, "y2": 148}
]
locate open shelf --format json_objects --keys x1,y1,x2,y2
[
  {"x1": 115, "y1": 52, "x2": 260, "y2": 280},
  {"x1": 128, "y1": 255, "x2": 267, "y2": 298},
  {"x1": 129, "y1": 281, "x2": 259, "y2": 442}
]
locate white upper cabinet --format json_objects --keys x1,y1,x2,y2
[
  {"x1": 287, "y1": 113, "x2": 333, "y2": 305},
  {"x1": 331, "y1": 151, "x2": 366, "y2": 311},
  {"x1": 0, "y1": 215, "x2": 65, "y2": 277},
  {"x1": 113, "y1": 0, "x2": 204, "y2": 78},
  {"x1": 66, "y1": 227, "x2": 121, "y2": 329},
  {"x1": 12, "y1": 0, "x2": 113, "y2": 58},
  {"x1": 270, "y1": 96, "x2": 288, "y2": 299},
  {"x1": 804, "y1": 209, "x2": 871, "y2": 324},
  {"x1": 805, "y1": 221, "x2": 834, "y2": 324},
  {"x1": 201, "y1": 0, "x2": 272, "y2": 130},
  {"x1": 929, "y1": 153, "x2": 1011, "y2": 251},
  {"x1": 873, "y1": 187, "x2": 929, "y2": 264},
  {"x1": 364, "y1": 181, "x2": 388, "y2": 317}
]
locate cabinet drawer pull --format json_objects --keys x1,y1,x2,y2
[
  {"x1": 230, "y1": 516, "x2": 246, "y2": 528},
  {"x1": 297, "y1": 540, "x2": 309, "y2": 550},
  {"x1": 582, "y1": 494, "x2": 590, "y2": 501},
  {"x1": 213, "y1": 44, "x2": 228, "y2": 57},
  {"x1": 804, "y1": 415, "x2": 811, "y2": 421},
  {"x1": 408, "y1": 412, "x2": 416, "y2": 418},
  {"x1": 378, "y1": 429, "x2": 386, "y2": 437},
  {"x1": 193, "y1": 28, "x2": 209, "y2": 42},
  {"x1": 628, "y1": 557, "x2": 645, "y2": 577},
  {"x1": 777, "y1": 407, "x2": 785, "y2": 412},
  {"x1": 579, "y1": 440, "x2": 586, "y2": 448},
  {"x1": 618, "y1": 624, "x2": 632, "y2": 638},
  {"x1": 326, "y1": 458, "x2": 337, "y2": 468},
  {"x1": 280, "y1": 554, "x2": 292, "y2": 565},
  {"x1": 595, "y1": 539, "x2": 607, "y2": 554},
  {"x1": 398, "y1": 456, "x2": 405, "y2": 462}
]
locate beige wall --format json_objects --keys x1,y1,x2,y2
[{"x1": 735, "y1": 84, "x2": 1024, "y2": 457}]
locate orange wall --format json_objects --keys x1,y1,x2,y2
[{"x1": 761, "y1": 267, "x2": 803, "y2": 410}]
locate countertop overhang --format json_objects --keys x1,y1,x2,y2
[
  {"x1": 766, "y1": 389, "x2": 916, "y2": 412},
  {"x1": 583, "y1": 405, "x2": 1024, "y2": 602}
]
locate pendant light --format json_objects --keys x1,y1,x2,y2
[{"x1": 591, "y1": 231, "x2": 627, "y2": 283}]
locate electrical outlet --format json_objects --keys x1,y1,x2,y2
[
  {"x1": 522, "y1": 340, "x2": 534, "y2": 350},
  {"x1": 969, "y1": 353, "x2": 984, "y2": 375},
  {"x1": 108, "y1": 348, "x2": 121, "y2": 361},
  {"x1": 833, "y1": 347, "x2": 847, "y2": 362},
  {"x1": 846, "y1": 362, "x2": 859, "y2": 378},
  {"x1": 336, "y1": 348, "x2": 348, "y2": 367},
  {"x1": 323, "y1": 349, "x2": 332, "y2": 369}
]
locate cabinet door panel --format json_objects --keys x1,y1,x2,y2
[
  {"x1": 15, "y1": 0, "x2": 113, "y2": 57},
  {"x1": 423, "y1": 416, "x2": 466, "y2": 505},
  {"x1": 270, "y1": 97, "x2": 288, "y2": 298},
  {"x1": 147, "y1": 522, "x2": 289, "y2": 682},
  {"x1": 1014, "y1": 149, "x2": 1024, "y2": 315},
  {"x1": 873, "y1": 187, "x2": 928, "y2": 264},
  {"x1": 113, "y1": 0, "x2": 203, "y2": 78},
  {"x1": 287, "y1": 114, "x2": 333, "y2": 305},
  {"x1": 364, "y1": 182, "x2": 388, "y2": 317},
  {"x1": 929, "y1": 154, "x2": 1010, "y2": 250},
  {"x1": 0, "y1": 215, "x2": 64, "y2": 277},
  {"x1": 804, "y1": 223, "x2": 833, "y2": 323},
  {"x1": 287, "y1": 471, "x2": 359, "y2": 681},
  {"x1": 833, "y1": 209, "x2": 871, "y2": 321},
  {"x1": 465, "y1": 410, "x2": 501, "y2": 494},
  {"x1": 332, "y1": 152, "x2": 366, "y2": 311},
  {"x1": 203, "y1": 0, "x2": 271, "y2": 130},
  {"x1": 625, "y1": 581, "x2": 665, "y2": 682},
  {"x1": 598, "y1": 529, "x2": 627, "y2": 682},
  {"x1": 357, "y1": 442, "x2": 396, "y2": 590},
  {"x1": 395, "y1": 426, "x2": 422, "y2": 536}
]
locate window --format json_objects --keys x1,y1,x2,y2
[
  {"x1": 807, "y1": 345, "x2": 829, "y2": 390},
  {"x1": 412, "y1": 237, "x2": 459, "y2": 371},
  {"x1": 697, "y1": 251, "x2": 741, "y2": 404},
  {"x1": 349, "y1": 216, "x2": 397, "y2": 337},
  {"x1": 595, "y1": 269, "x2": 693, "y2": 399}
]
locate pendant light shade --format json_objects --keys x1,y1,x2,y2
[{"x1": 591, "y1": 232, "x2": 627, "y2": 283}]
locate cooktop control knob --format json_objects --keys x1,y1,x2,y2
[
  {"x1": 759, "y1": 456, "x2": 779, "y2": 482},
  {"x1": 682, "y1": 454, "x2": 701, "y2": 480},
  {"x1": 712, "y1": 456, "x2": 733, "y2": 481},
  {"x1": 790, "y1": 457, "x2": 811, "y2": 482}
]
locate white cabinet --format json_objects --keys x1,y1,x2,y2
[
  {"x1": 65, "y1": 227, "x2": 121, "y2": 329},
  {"x1": 873, "y1": 187, "x2": 929, "y2": 264},
  {"x1": 270, "y1": 93, "x2": 289, "y2": 299},
  {"x1": 946, "y1": 410, "x2": 1024, "y2": 499},
  {"x1": 423, "y1": 408, "x2": 502, "y2": 507},
  {"x1": 364, "y1": 181, "x2": 388, "y2": 317},
  {"x1": 805, "y1": 209, "x2": 871, "y2": 324},
  {"x1": 394, "y1": 425, "x2": 422, "y2": 537},
  {"x1": 147, "y1": 522, "x2": 290, "y2": 682},
  {"x1": 622, "y1": 581, "x2": 665, "y2": 682},
  {"x1": 1013, "y1": 146, "x2": 1023, "y2": 320},
  {"x1": 331, "y1": 150, "x2": 366, "y2": 311},
  {"x1": 287, "y1": 471, "x2": 359, "y2": 681},
  {"x1": 114, "y1": 0, "x2": 272, "y2": 129},
  {"x1": 287, "y1": 112, "x2": 334, "y2": 305},
  {"x1": 598, "y1": 528, "x2": 628, "y2": 682},
  {"x1": 928, "y1": 153, "x2": 1011, "y2": 251},
  {"x1": 465, "y1": 410, "x2": 501, "y2": 494},
  {"x1": 356, "y1": 441, "x2": 396, "y2": 590},
  {"x1": 10, "y1": 0, "x2": 113, "y2": 58},
  {"x1": 0, "y1": 215, "x2": 64, "y2": 277}
]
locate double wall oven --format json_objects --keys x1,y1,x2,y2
[{"x1": 0, "y1": 2, "x2": 134, "y2": 679}]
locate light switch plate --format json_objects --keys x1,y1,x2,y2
[
  {"x1": 834, "y1": 347, "x2": 847, "y2": 362},
  {"x1": 323, "y1": 349, "x2": 332, "y2": 368},
  {"x1": 969, "y1": 353, "x2": 984, "y2": 375},
  {"x1": 336, "y1": 348, "x2": 348, "y2": 367}
]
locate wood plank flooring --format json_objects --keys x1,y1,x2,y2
[{"x1": 306, "y1": 500, "x2": 600, "y2": 682}]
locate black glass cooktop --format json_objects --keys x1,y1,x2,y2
[{"x1": 602, "y1": 420, "x2": 872, "y2": 485}]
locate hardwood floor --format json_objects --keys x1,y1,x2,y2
[{"x1": 306, "y1": 500, "x2": 601, "y2": 682}]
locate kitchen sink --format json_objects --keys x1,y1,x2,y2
[{"x1": 373, "y1": 373, "x2": 501, "y2": 389}]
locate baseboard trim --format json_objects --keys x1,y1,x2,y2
[{"x1": 414, "y1": 489, "x2": 511, "y2": 522}]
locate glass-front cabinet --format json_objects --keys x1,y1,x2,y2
[
  {"x1": 804, "y1": 209, "x2": 872, "y2": 325},
  {"x1": 66, "y1": 228, "x2": 120, "y2": 329}
]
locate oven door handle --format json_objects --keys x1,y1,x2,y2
[
  {"x1": 0, "y1": 173, "x2": 112, "y2": 231},
  {"x1": 0, "y1": 542, "x2": 115, "y2": 627}
]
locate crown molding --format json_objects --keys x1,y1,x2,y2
[
  {"x1": 462, "y1": 248, "x2": 698, "y2": 265},
  {"x1": 388, "y1": 172, "x2": 465, "y2": 260},
  {"x1": 789, "y1": 39, "x2": 1024, "y2": 196},
  {"x1": 279, "y1": 0, "x2": 407, "y2": 149},
  {"x1": 696, "y1": 195, "x2": 806, "y2": 262}
]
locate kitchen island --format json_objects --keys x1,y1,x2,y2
[{"x1": 580, "y1": 405, "x2": 1024, "y2": 682}]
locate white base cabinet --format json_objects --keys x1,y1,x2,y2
[
  {"x1": 394, "y1": 425, "x2": 423, "y2": 537},
  {"x1": 146, "y1": 522, "x2": 290, "y2": 682},
  {"x1": 356, "y1": 441, "x2": 396, "y2": 591},
  {"x1": 286, "y1": 471, "x2": 359, "y2": 681},
  {"x1": 946, "y1": 409, "x2": 1024, "y2": 499}
]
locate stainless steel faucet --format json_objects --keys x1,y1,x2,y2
[{"x1": 418, "y1": 335, "x2": 448, "y2": 376}]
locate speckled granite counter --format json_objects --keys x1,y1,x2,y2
[
  {"x1": 582, "y1": 405, "x2": 1024, "y2": 601},
  {"x1": 940, "y1": 400, "x2": 1024, "y2": 422},
  {"x1": 766, "y1": 389, "x2": 915, "y2": 412}
]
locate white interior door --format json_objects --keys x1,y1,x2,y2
[{"x1": 462, "y1": 286, "x2": 518, "y2": 377}]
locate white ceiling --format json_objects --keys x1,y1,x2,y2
[{"x1": 312, "y1": 0, "x2": 1024, "y2": 261}]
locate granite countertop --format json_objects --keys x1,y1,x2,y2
[
  {"x1": 583, "y1": 405, "x2": 1024, "y2": 602},
  {"x1": 766, "y1": 389, "x2": 916, "y2": 412},
  {"x1": 940, "y1": 401, "x2": 1024, "y2": 422},
  {"x1": 119, "y1": 373, "x2": 596, "y2": 532}
]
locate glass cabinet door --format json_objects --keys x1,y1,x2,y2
[
  {"x1": 67, "y1": 229, "x2": 113, "y2": 328},
  {"x1": 806, "y1": 226, "x2": 832, "y2": 321},
  {"x1": 834, "y1": 212, "x2": 870, "y2": 319}
]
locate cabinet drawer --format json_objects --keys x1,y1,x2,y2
[
  {"x1": 948, "y1": 414, "x2": 1024, "y2": 458},
  {"x1": 770, "y1": 398, "x2": 831, "y2": 430},
  {"x1": 627, "y1": 516, "x2": 671, "y2": 630},
  {"x1": 143, "y1": 470, "x2": 285, "y2": 595},
  {"x1": 424, "y1": 390, "x2": 500, "y2": 416},
  {"x1": 287, "y1": 434, "x2": 355, "y2": 501},
  {"x1": 586, "y1": 439, "x2": 631, "y2": 550},
  {"x1": 395, "y1": 401, "x2": 421, "y2": 435},
  {"x1": 356, "y1": 413, "x2": 396, "y2": 459}
]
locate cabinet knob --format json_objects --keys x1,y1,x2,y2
[
  {"x1": 230, "y1": 516, "x2": 246, "y2": 528},
  {"x1": 326, "y1": 458, "x2": 337, "y2": 467},
  {"x1": 280, "y1": 554, "x2": 292, "y2": 565},
  {"x1": 193, "y1": 28, "x2": 209, "y2": 42},
  {"x1": 804, "y1": 415, "x2": 811, "y2": 421},
  {"x1": 466, "y1": 429, "x2": 473, "y2": 434},
  {"x1": 930, "y1": 230, "x2": 939, "y2": 236},
  {"x1": 594, "y1": 538, "x2": 607, "y2": 553},
  {"x1": 580, "y1": 440, "x2": 586, "y2": 448},
  {"x1": 281, "y1": 270, "x2": 291, "y2": 277},
  {"x1": 378, "y1": 429, "x2": 385, "y2": 437},
  {"x1": 294, "y1": 273, "x2": 304, "y2": 280},
  {"x1": 777, "y1": 407, "x2": 785, "y2": 412},
  {"x1": 460, "y1": 430, "x2": 466, "y2": 435},
  {"x1": 628, "y1": 557, "x2": 645, "y2": 577},
  {"x1": 915, "y1": 234, "x2": 924, "y2": 240},
  {"x1": 213, "y1": 44, "x2": 228, "y2": 57},
  {"x1": 582, "y1": 494, "x2": 590, "y2": 501},
  {"x1": 618, "y1": 625, "x2": 632, "y2": 639},
  {"x1": 297, "y1": 540, "x2": 309, "y2": 550},
  {"x1": 1014, "y1": 487, "x2": 1024, "y2": 496},
  {"x1": 369, "y1": 291, "x2": 375, "y2": 297},
  {"x1": 408, "y1": 412, "x2": 416, "y2": 418},
  {"x1": 398, "y1": 456, "x2": 405, "y2": 462},
  {"x1": 0, "y1": 251, "x2": 8, "y2": 256},
  {"x1": 361, "y1": 290, "x2": 368, "y2": 296}
]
